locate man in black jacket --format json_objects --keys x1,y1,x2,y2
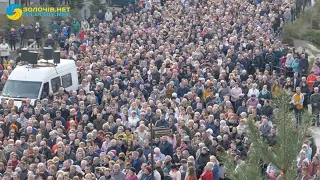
[
  {"x1": 64, "y1": 144, "x2": 76, "y2": 161},
  {"x1": 261, "y1": 100, "x2": 273, "y2": 118},
  {"x1": 265, "y1": 48, "x2": 276, "y2": 72},
  {"x1": 39, "y1": 140, "x2": 52, "y2": 159},
  {"x1": 299, "y1": 54, "x2": 309, "y2": 77},
  {"x1": 19, "y1": 161, "x2": 28, "y2": 180},
  {"x1": 310, "y1": 87, "x2": 320, "y2": 125}
]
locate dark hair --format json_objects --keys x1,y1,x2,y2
[
  {"x1": 170, "y1": 164, "x2": 178, "y2": 170},
  {"x1": 136, "y1": 148, "x2": 143, "y2": 157}
]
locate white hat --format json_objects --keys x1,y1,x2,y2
[{"x1": 302, "y1": 144, "x2": 308, "y2": 148}]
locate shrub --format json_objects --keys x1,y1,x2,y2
[{"x1": 301, "y1": 29, "x2": 320, "y2": 48}]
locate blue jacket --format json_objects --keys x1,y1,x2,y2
[
  {"x1": 131, "y1": 158, "x2": 143, "y2": 172},
  {"x1": 8, "y1": 31, "x2": 17, "y2": 41},
  {"x1": 140, "y1": 173, "x2": 152, "y2": 180},
  {"x1": 19, "y1": 27, "x2": 26, "y2": 37},
  {"x1": 177, "y1": 87, "x2": 189, "y2": 98},
  {"x1": 212, "y1": 163, "x2": 220, "y2": 180},
  {"x1": 159, "y1": 141, "x2": 173, "y2": 157},
  {"x1": 107, "y1": 145, "x2": 121, "y2": 156},
  {"x1": 155, "y1": 119, "x2": 169, "y2": 128},
  {"x1": 62, "y1": 29, "x2": 68, "y2": 37},
  {"x1": 35, "y1": 27, "x2": 42, "y2": 39},
  {"x1": 51, "y1": 24, "x2": 60, "y2": 32},
  {"x1": 58, "y1": 36, "x2": 66, "y2": 47},
  {"x1": 291, "y1": 60, "x2": 300, "y2": 73}
]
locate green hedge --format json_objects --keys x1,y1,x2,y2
[{"x1": 301, "y1": 29, "x2": 320, "y2": 47}]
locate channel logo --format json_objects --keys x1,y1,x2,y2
[{"x1": 6, "y1": 4, "x2": 23, "y2": 20}]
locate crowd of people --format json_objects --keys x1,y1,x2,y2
[{"x1": 0, "y1": 0, "x2": 320, "y2": 180}]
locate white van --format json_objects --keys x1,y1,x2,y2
[{"x1": 0, "y1": 59, "x2": 79, "y2": 107}]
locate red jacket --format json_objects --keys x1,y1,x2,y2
[
  {"x1": 7, "y1": 160, "x2": 19, "y2": 171},
  {"x1": 79, "y1": 31, "x2": 86, "y2": 42},
  {"x1": 126, "y1": 174, "x2": 138, "y2": 180},
  {"x1": 200, "y1": 170, "x2": 213, "y2": 180},
  {"x1": 308, "y1": 162, "x2": 320, "y2": 176}
]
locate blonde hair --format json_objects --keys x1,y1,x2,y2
[
  {"x1": 56, "y1": 170, "x2": 64, "y2": 177},
  {"x1": 205, "y1": 162, "x2": 214, "y2": 170},
  {"x1": 188, "y1": 156, "x2": 194, "y2": 161},
  {"x1": 210, "y1": 155, "x2": 219, "y2": 164}
]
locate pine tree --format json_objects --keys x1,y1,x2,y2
[
  {"x1": 4, "y1": 18, "x2": 14, "y2": 37},
  {"x1": 47, "y1": 0, "x2": 58, "y2": 7},
  {"x1": 70, "y1": 8, "x2": 81, "y2": 21},
  {"x1": 69, "y1": 0, "x2": 84, "y2": 9},
  {"x1": 224, "y1": 146, "x2": 264, "y2": 180},
  {"x1": 225, "y1": 91, "x2": 311, "y2": 180},
  {"x1": 89, "y1": 0, "x2": 107, "y2": 17}
]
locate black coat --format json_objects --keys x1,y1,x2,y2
[
  {"x1": 197, "y1": 152, "x2": 210, "y2": 172},
  {"x1": 20, "y1": 168, "x2": 28, "y2": 180},
  {"x1": 40, "y1": 147, "x2": 52, "y2": 159},
  {"x1": 45, "y1": 38, "x2": 55, "y2": 47},
  {"x1": 64, "y1": 152, "x2": 76, "y2": 161},
  {"x1": 158, "y1": 141, "x2": 173, "y2": 157},
  {"x1": 1, "y1": 122, "x2": 11, "y2": 137}
]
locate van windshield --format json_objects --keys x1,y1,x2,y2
[{"x1": 2, "y1": 80, "x2": 41, "y2": 99}]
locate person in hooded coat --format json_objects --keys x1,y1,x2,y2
[{"x1": 197, "y1": 146, "x2": 210, "y2": 177}]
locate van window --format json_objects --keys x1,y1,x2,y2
[
  {"x1": 41, "y1": 82, "x2": 49, "y2": 99},
  {"x1": 61, "y1": 73, "x2": 73, "y2": 88},
  {"x1": 51, "y1": 77, "x2": 61, "y2": 93},
  {"x1": 2, "y1": 80, "x2": 41, "y2": 99}
]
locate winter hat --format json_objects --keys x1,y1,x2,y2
[
  {"x1": 145, "y1": 166, "x2": 152, "y2": 173},
  {"x1": 163, "y1": 168, "x2": 169, "y2": 173}
]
